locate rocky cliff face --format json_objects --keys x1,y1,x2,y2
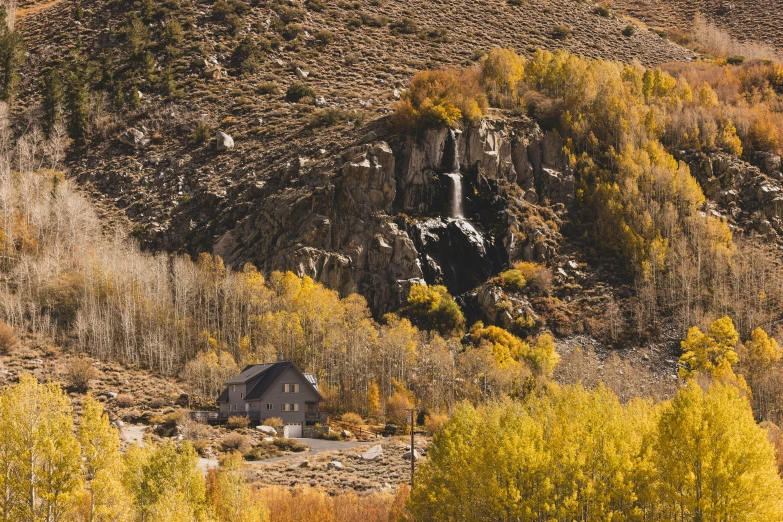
[
  {"x1": 676, "y1": 149, "x2": 783, "y2": 243},
  {"x1": 211, "y1": 116, "x2": 574, "y2": 315}
]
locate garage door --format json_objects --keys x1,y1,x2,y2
[{"x1": 285, "y1": 424, "x2": 302, "y2": 438}]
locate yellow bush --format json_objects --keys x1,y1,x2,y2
[
  {"x1": 392, "y1": 69, "x2": 487, "y2": 132},
  {"x1": 340, "y1": 412, "x2": 364, "y2": 425},
  {"x1": 404, "y1": 284, "x2": 465, "y2": 337},
  {"x1": 424, "y1": 412, "x2": 449, "y2": 436}
]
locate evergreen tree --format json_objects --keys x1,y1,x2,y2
[
  {"x1": 65, "y1": 69, "x2": 89, "y2": 145},
  {"x1": 42, "y1": 69, "x2": 64, "y2": 137}
]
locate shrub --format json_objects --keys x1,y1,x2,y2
[
  {"x1": 244, "y1": 444, "x2": 282, "y2": 460},
  {"x1": 282, "y1": 23, "x2": 304, "y2": 41},
  {"x1": 305, "y1": 0, "x2": 326, "y2": 11},
  {"x1": 551, "y1": 25, "x2": 572, "y2": 40},
  {"x1": 403, "y1": 284, "x2": 466, "y2": 337},
  {"x1": 622, "y1": 25, "x2": 635, "y2": 37},
  {"x1": 226, "y1": 415, "x2": 251, "y2": 429},
  {"x1": 66, "y1": 358, "x2": 99, "y2": 392},
  {"x1": 341, "y1": 412, "x2": 364, "y2": 425},
  {"x1": 314, "y1": 29, "x2": 334, "y2": 47},
  {"x1": 191, "y1": 438, "x2": 211, "y2": 456},
  {"x1": 593, "y1": 5, "x2": 610, "y2": 16},
  {"x1": 0, "y1": 321, "x2": 19, "y2": 354},
  {"x1": 309, "y1": 108, "x2": 351, "y2": 127},
  {"x1": 151, "y1": 410, "x2": 188, "y2": 428},
  {"x1": 257, "y1": 82, "x2": 279, "y2": 95},
  {"x1": 390, "y1": 17, "x2": 417, "y2": 35},
  {"x1": 192, "y1": 123, "x2": 211, "y2": 145},
  {"x1": 499, "y1": 268, "x2": 527, "y2": 292},
  {"x1": 508, "y1": 0, "x2": 523, "y2": 5},
  {"x1": 513, "y1": 262, "x2": 553, "y2": 294},
  {"x1": 286, "y1": 82, "x2": 316, "y2": 102},
  {"x1": 727, "y1": 55, "x2": 746, "y2": 65},
  {"x1": 263, "y1": 417, "x2": 284, "y2": 427},
  {"x1": 221, "y1": 433, "x2": 251, "y2": 453},
  {"x1": 392, "y1": 69, "x2": 487, "y2": 132},
  {"x1": 273, "y1": 438, "x2": 308, "y2": 452},
  {"x1": 115, "y1": 393, "x2": 135, "y2": 407},
  {"x1": 231, "y1": 37, "x2": 264, "y2": 74},
  {"x1": 424, "y1": 412, "x2": 449, "y2": 435}
]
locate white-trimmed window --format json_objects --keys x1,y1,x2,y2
[
  {"x1": 267, "y1": 403, "x2": 273, "y2": 410},
  {"x1": 292, "y1": 383, "x2": 300, "y2": 393},
  {"x1": 282, "y1": 384, "x2": 290, "y2": 393},
  {"x1": 240, "y1": 392, "x2": 244, "y2": 399},
  {"x1": 282, "y1": 403, "x2": 291, "y2": 412},
  {"x1": 292, "y1": 403, "x2": 299, "y2": 412}
]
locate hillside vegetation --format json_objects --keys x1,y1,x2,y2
[{"x1": 7, "y1": 0, "x2": 783, "y2": 519}]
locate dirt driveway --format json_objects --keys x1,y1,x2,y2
[{"x1": 255, "y1": 438, "x2": 385, "y2": 464}]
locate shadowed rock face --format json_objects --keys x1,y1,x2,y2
[{"x1": 210, "y1": 116, "x2": 575, "y2": 315}]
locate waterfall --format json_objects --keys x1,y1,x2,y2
[
  {"x1": 446, "y1": 173, "x2": 463, "y2": 219},
  {"x1": 446, "y1": 129, "x2": 463, "y2": 219}
]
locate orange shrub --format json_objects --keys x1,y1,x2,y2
[{"x1": 0, "y1": 321, "x2": 18, "y2": 354}]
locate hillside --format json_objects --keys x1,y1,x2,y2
[
  {"x1": 17, "y1": 0, "x2": 693, "y2": 256},
  {"x1": 615, "y1": 0, "x2": 783, "y2": 54},
  {"x1": 4, "y1": 0, "x2": 783, "y2": 519}
]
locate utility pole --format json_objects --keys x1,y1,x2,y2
[{"x1": 409, "y1": 407, "x2": 417, "y2": 489}]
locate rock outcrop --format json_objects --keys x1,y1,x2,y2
[{"x1": 209, "y1": 115, "x2": 571, "y2": 315}]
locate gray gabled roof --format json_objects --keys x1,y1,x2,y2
[
  {"x1": 224, "y1": 363, "x2": 273, "y2": 385},
  {"x1": 218, "y1": 361, "x2": 324, "y2": 402}
]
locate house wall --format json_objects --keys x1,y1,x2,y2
[
  {"x1": 254, "y1": 367, "x2": 321, "y2": 424},
  {"x1": 219, "y1": 382, "x2": 247, "y2": 414},
  {"x1": 219, "y1": 367, "x2": 320, "y2": 424}
]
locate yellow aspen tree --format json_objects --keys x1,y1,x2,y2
[
  {"x1": 0, "y1": 374, "x2": 82, "y2": 522},
  {"x1": 207, "y1": 452, "x2": 268, "y2": 522},
  {"x1": 366, "y1": 380, "x2": 380, "y2": 419},
  {"x1": 678, "y1": 316, "x2": 740, "y2": 381},
  {"x1": 77, "y1": 396, "x2": 132, "y2": 522},
  {"x1": 655, "y1": 383, "x2": 783, "y2": 521}
]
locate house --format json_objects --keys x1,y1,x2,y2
[{"x1": 215, "y1": 361, "x2": 326, "y2": 433}]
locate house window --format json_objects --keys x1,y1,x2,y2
[
  {"x1": 232, "y1": 385, "x2": 236, "y2": 392},
  {"x1": 240, "y1": 392, "x2": 244, "y2": 399},
  {"x1": 282, "y1": 403, "x2": 291, "y2": 412},
  {"x1": 282, "y1": 384, "x2": 289, "y2": 393},
  {"x1": 267, "y1": 403, "x2": 273, "y2": 410},
  {"x1": 292, "y1": 384, "x2": 300, "y2": 393},
  {"x1": 293, "y1": 403, "x2": 299, "y2": 412}
]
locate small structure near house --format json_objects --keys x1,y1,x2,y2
[{"x1": 214, "y1": 361, "x2": 327, "y2": 433}]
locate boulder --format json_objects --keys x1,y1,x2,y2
[
  {"x1": 257, "y1": 425, "x2": 278, "y2": 436},
  {"x1": 118, "y1": 128, "x2": 149, "y2": 148},
  {"x1": 216, "y1": 132, "x2": 234, "y2": 152},
  {"x1": 315, "y1": 96, "x2": 327, "y2": 107},
  {"x1": 295, "y1": 67, "x2": 310, "y2": 79},
  {"x1": 327, "y1": 461, "x2": 344, "y2": 470},
  {"x1": 262, "y1": 437, "x2": 274, "y2": 442},
  {"x1": 402, "y1": 449, "x2": 419, "y2": 462},
  {"x1": 203, "y1": 65, "x2": 223, "y2": 79},
  {"x1": 288, "y1": 460, "x2": 309, "y2": 469},
  {"x1": 361, "y1": 444, "x2": 384, "y2": 461},
  {"x1": 341, "y1": 429, "x2": 352, "y2": 438}
]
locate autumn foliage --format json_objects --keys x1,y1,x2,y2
[{"x1": 409, "y1": 383, "x2": 783, "y2": 521}]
